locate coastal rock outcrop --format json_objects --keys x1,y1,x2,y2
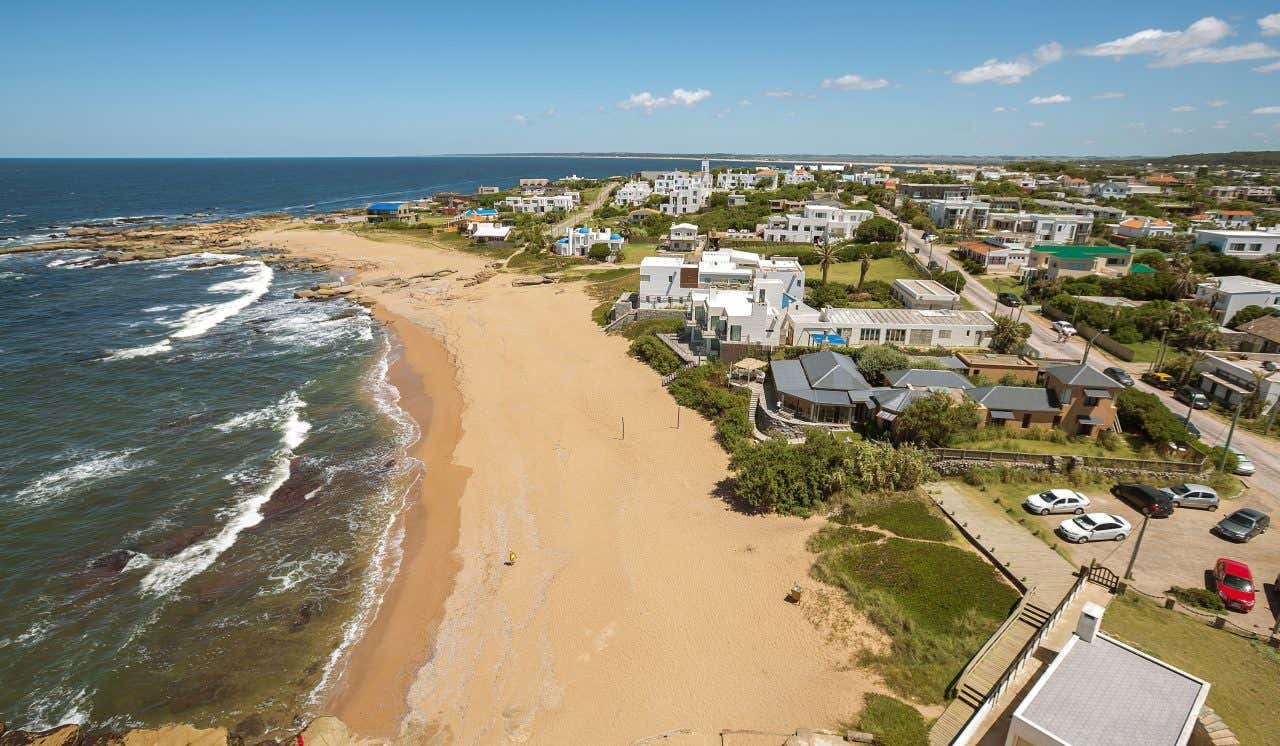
[
  {"x1": 0, "y1": 724, "x2": 81, "y2": 746},
  {"x1": 297, "y1": 718, "x2": 350, "y2": 746},
  {"x1": 117, "y1": 725, "x2": 228, "y2": 746}
]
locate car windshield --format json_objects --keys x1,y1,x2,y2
[
  {"x1": 1222, "y1": 574, "x2": 1253, "y2": 593},
  {"x1": 1037, "y1": 491, "x2": 1057, "y2": 500},
  {"x1": 1228, "y1": 514, "x2": 1258, "y2": 528},
  {"x1": 1074, "y1": 516, "x2": 1097, "y2": 528},
  {"x1": 1171, "y1": 485, "x2": 1190, "y2": 495}
]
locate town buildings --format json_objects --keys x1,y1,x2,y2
[
  {"x1": 1194, "y1": 351, "x2": 1280, "y2": 409},
  {"x1": 987, "y1": 212, "x2": 1093, "y2": 245},
  {"x1": 1113, "y1": 216, "x2": 1173, "y2": 239},
  {"x1": 926, "y1": 199, "x2": 991, "y2": 229},
  {"x1": 762, "y1": 200, "x2": 873, "y2": 244},
  {"x1": 716, "y1": 168, "x2": 777, "y2": 190},
  {"x1": 554, "y1": 226, "x2": 624, "y2": 257},
  {"x1": 612, "y1": 181, "x2": 653, "y2": 206},
  {"x1": 783, "y1": 167, "x2": 815, "y2": 185},
  {"x1": 781, "y1": 307, "x2": 995, "y2": 349},
  {"x1": 956, "y1": 237, "x2": 1030, "y2": 272},
  {"x1": 1194, "y1": 229, "x2": 1280, "y2": 258},
  {"x1": 1194, "y1": 275, "x2": 1280, "y2": 324},
  {"x1": 654, "y1": 163, "x2": 714, "y2": 216},
  {"x1": 365, "y1": 202, "x2": 415, "y2": 223},
  {"x1": 1026, "y1": 244, "x2": 1134, "y2": 280},
  {"x1": 891, "y1": 278, "x2": 961, "y2": 309},
  {"x1": 898, "y1": 183, "x2": 975, "y2": 200}
]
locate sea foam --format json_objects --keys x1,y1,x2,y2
[
  {"x1": 10, "y1": 449, "x2": 147, "y2": 507},
  {"x1": 139, "y1": 392, "x2": 309, "y2": 596}
]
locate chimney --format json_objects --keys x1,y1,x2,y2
[{"x1": 1076, "y1": 602, "x2": 1104, "y2": 643}]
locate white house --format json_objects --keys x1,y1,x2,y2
[
  {"x1": 663, "y1": 222, "x2": 702, "y2": 252},
  {"x1": 726, "y1": 193, "x2": 748, "y2": 207},
  {"x1": 1209, "y1": 210, "x2": 1259, "y2": 229},
  {"x1": 842, "y1": 171, "x2": 888, "y2": 186},
  {"x1": 957, "y1": 235, "x2": 1031, "y2": 271},
  {"x1": 612, "y1": 181, "x2": 653, "y2": 207},
  {"x1": 891, "y1": 278, "x2": 960, "y2": 310},
  {"x1": 781, "y1": 307, "x2": 994, "y2": 349},
  {"x1": 653, "y1": 169, "x2": 710, "y2": 195},
  {"x1": 1194, "y1": 351, "x2": 1280, "y2": 408},
  {"x1": 638, "y1": 249, "x2": 805, "y2": 310},
  {"x1": 468, "y1": 222, "x2": 512, "y2": 243},
  {"x1": 1091, "y1": 181, "x2": 1130, "y2": 200},
  {"x1": 926, "y1": 199, "x2": 991, "y2": 229},
  {"x1": 660, "y1": 185, "x2": 711, "y2": 216},
  {"x1": 1194, "y1": 275, "x2": 1280, "y2": 324},
  {"x1": 555, "y1": 226, "x2": 624, "y2": 257},
  {"x1": 689, "y1": 285, "x2": 789, "y2": 353},
  {"x1": 1008, "y1": 604, "x2": 1208, "y2": 746},
  {"x1": 502, "y1": 193, "x2": 579, "y2": 214},
  {"x1": 1194, "y1": 229, "x2": 1280, "y2": 258},
  {"x1": 762, "y1": 201, "x2": 873, "y2": 244},
  {"x1": 716, "y1": 169, "x2": 778, "y2": 190},
  {"x1": 988, "y1": 212, "x2": 1094, "y2": 244},
  {"x1": 1114, "y1": 216, "x2": 1174, "y2": 239},
  {"x1": 783, "y1": 167, "x2": 816, "y2": 185}
]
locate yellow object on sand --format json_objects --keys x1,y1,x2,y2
[{"x1": 508, "y1": 550, "x2": 517, "y2": 565}]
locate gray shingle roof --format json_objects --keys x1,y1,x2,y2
[
  {"x1": 872, "y1": 388, "x2": 934, "y2": 414},
  {"x1": 771, "y1": 359, "x2": 860, "y2": 406},
  {"x1": 967, "y1": 385, "x2": 1060, "y2": 412},
  {"x1": 884, "y1": 369, "x2": 975, "y2": 390},
  {"x1": 1044, "y1": 364, "x2": 1123, "y2": 389},
  {"x1": 800, "y1": 351, "x2": 870, "y2": 391},
  {"x1": 1018, "y1": 633, "x2": 1207, "y2": 746}
]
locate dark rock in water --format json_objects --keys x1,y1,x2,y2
[
  {"x1": 260, "y1": 458, "x2": 324, "y2": 521},
  {"x1": 290, "y1": 601, "x2": 316, "y2": 632},
  {"x1": 147, "y1": 526, "x2": 209, "y2": 558},
  {"x1": 232, "y1": 714, "x2": 267, "y2": 740},
  {"x1": 88, "y1": 549, "x2": 134, "y2": 576},
  {"x1": 382, "y1": 459, "x2": 397, "y2": 470}
]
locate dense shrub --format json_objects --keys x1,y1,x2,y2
[
  {"x1": 618, "y1": 317, "x2": 685, "y2": 340},
  {"x1": 667, "y1": 364, "x2": 753, "y2": 452},
  {"x1": 628, "y1": 335, "x2": 682, "y2": 376},
  {"x1": 1116, "y1": 387, "x2": 1192, "y2": 445},
  {"x1": 1167, "y1": 586, "x2": 1226, "y2": 614},
  {"x1": 895, "y1": 391, "x2": 981, "y2": 445}
]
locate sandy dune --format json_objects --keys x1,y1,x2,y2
[{"x1": 255, "y1": 226, "x2": 889, "y2": 745}]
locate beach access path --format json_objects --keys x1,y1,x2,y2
[{"x1": 256, "y1": 224, "x2": 894, "y2": 744}]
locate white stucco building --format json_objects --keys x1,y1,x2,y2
[
  {"x1": 637, "y1": 250, "x2": 805, "y2": 310},
  {"x1": 1194, "y1": 275, "x2": 1280, "y2": 324},
  {"x1": 762, "y1": 201, "x2": 873, "y2": 244},
  {"x1": 554, "y1": 226, "x2": 624, "y2": 257},
  {"x1": 502, "y1": 193, "x2": 579, "y2": 214},
  {"x1": 781, "y1": 307, "x2": 994, "y2": 349},
  {"x1": 988, "y1": 212, "x2": 1094, "y2": 245},
  {"x1": 1194, "y1": 229, "x2": 1280, "y2": 258},
  {"x1": 612, "y1": 181, "x2": 653, "y2": 206},
  {"x1": 783, "y1": 167, "x2": 816, "y2": 185},
  {"x1": 716, "y1": 169, "x2": 777, "y2": 190},
  {"x1": 926, "y1": 199, "x2": 991, "y2": 229}
]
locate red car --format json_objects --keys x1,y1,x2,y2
[{"x1": 1213, "y1": 558, "x2": 1256, "y2": 612}]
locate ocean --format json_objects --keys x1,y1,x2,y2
[{"x1": 0, "y1": 156, "x2": 703, "y2": 734}]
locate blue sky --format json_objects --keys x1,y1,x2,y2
[{"x1": 3, "y1": 0, "x2": 1280, "y2": 157}]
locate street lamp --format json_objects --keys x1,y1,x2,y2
[{"x1": 1081, "y1": 328, "x2": 1110, "y2": 365}]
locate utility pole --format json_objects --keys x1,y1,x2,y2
[
  {"x1": 1124, "y1": 513, "x2": 1151, "y2": 581},
  {"x1": 1219, "y1": 399, "x2": 1244, "y2": 471},
  {"x1": 1150, "y1": 328, "x2": 1168, "y2": 374}
]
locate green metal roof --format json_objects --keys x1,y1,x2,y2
[
  {"x1": 1030, "y1": 244, "x2": 1132, "y2": 259},
  {"x1": 1131, "y1": 263, "x2": 1157, "y2": 274}
]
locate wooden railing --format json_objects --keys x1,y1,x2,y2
[{"x1": 947, "y1": 588, "x2": 1036, "y2": 699}]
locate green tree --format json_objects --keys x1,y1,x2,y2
[
  {"x1": 855, "y1": 215, "x2": 902, "y2": 243},
  {"x1": 1167, "y1": 254, "x2": 1203, "y2": 299},
  {"x1": 989, "y1": 316, "x2": 1032, "y2": 354},
  {"x1": 851, "y1": 345, "x2": 911, "y2": 382},
  {"x1": 1227, "y1": 305, "x2": 1272, "y2": 330},
  {"x1": 518, "y1": 222, "x2": 551, "y2": 255},
  {"x1": 813, "y1": 242, "x2": 841, "y2": 285},
  {"x1": 895, "y1": 392, "x2": 982, "y2": 445}
]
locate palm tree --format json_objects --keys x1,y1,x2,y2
[
  {"x1": 814, "y1": 241, "x2": 840, "y2": 285},
  {"x1": 857, "y1": 251, "x2": 872, "y2": 291},
  {"x1": 1167, "y1": 254, "x2": 1202, "y2": 299},
  {"x1": 519, "y1": 223, "x2": 551, "y2": 256}
]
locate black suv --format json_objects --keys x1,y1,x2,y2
[
  {"x1": 1112, "y1": 483, "x2": 1175, "y2": 517},
  {"x1": 997, "y1": 292, "x2": 1021, "y2": 307}
]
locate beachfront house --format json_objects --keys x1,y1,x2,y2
[
  {"x1": 1194, "y1": 275, "x2": 1280, "y2": 325},
  {"x1": 768, "y1": 350, "x2": 875, "y2": 425},
  {"x1": 762, "y1": 200, "x2": 872, "y2": 244},
  {"x1": 502, "y1": 193, "x2": 579, "y2": 215},
  {"x1": 891, "y1": 278, "x2": 960, "y2": 310},
  {"x1": 925, "y1": 199, "x2": 991, "y2": 229},
  {"x1": 555, "y1": 226, "x2": 624, "y2": 257},
  {"x1": 1007, "y1": 604, "x2": 1209, "y2": 746},
  {"x1": 613, "y1": 181, "x2": 653, "y2": 207},
  {"x1": 1194, "y1": 229, "x2": 1280, "y2": 258},
  {"x1": 781, "y1": 307, "x2": 995, "y2": 349},
  {"x1": 688, "y1": 285, "x2": 786, "y2": 353},
  {"x1": 468, "y1": 222, "x2": 513, "y2": 244},
  {"x1": 365, "y1": 202, "x2": 414, "y2": 224}
]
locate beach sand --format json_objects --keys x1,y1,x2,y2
[{"x1": 255, "y1": 226, "x2": 889, "y2": 744}]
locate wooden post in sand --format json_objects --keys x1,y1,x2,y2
[
  {"x1": 622, "y1": 416, "x2": 626, "y2": 440},
  {"x1": 676, "y1": 406, "x2": 681, "y2": 429}
]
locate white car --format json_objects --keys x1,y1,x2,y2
[
  {"x1": 1024, "y1": 489, "x2": 1091, "y2": 516},
  {"x1": 1228, "y1": 445, "x2": 1255, "y2": 476},
  {"x1": 1052, "y1": 320, "x2": 1077, "y2": 336},
  {"x1": 1058, "y1": 513, "x2": 1132, "y2": 543}
]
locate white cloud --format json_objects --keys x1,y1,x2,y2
[
  {"x1": 1171, "y1": 105, "x2": 1197, "y2": 112},
  {"x1": 1092, "y1": 91, "x2": 1126, "y2": 100},
  {"x1": 1254, "y1": 106, "x2": 1280, "y2": 114},
  {"x1": 1213, "y1": 120, "x2": 1231, "y2": 128},
  {"x1": 1207, "y1": 99, "x2": 1227, "y2": 107},
  {"x1": 951, "y1": 42, "x2": 1063, "y2": 84},
  {"x1": 1081, "y1": 17, "x2": 1280, "y2": 67},
  {"x1": 1169, "y1": 127, "x2": 1195, "y2": 135},
  {"x1": 1257, "y1": 60, "x2": 1280, "y2": 72},
  {"x1": 1260, "y1": 13, "x2": 1280, "y2": 36},
  {"x1": 763, "y1": 89, "x2": 793, "y2": 98},
  {"x1": 820, "y1": 73, "x2": 890, "y2": 91},
  {"x1": 993, "y1": 106, "x2": 1008, "y2": 112},
  {"x1": 1028, "y1": 121, "x2": 1046, "y2": 128},
  {"x1": 511, "y1": 114, "x2": 529, "y2": 126},
  {"x1": 1029, "y1": 94, "x2": 1071, "y2": 104},
  {"x1": 618, "y1": 87, "x2": 712, "y2": 114},
  {"x1": 738, "y1": 99, "x2": 752, "y2": 107},
  {"x1": 543, "y1": 106, "x2": 557, "y2": 118}
]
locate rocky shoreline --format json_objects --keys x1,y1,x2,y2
[{"x1": 0, "y1": 716, "x2": 355, "y2": 746}]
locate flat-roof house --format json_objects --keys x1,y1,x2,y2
[
  {"x1": 366, "y1": 202, "x2": 414, "y2": 223},
  {"x1": 637, "y1": 250, "x2": 806, "y2": 310},
  {"x1": 555, "y1": 226, "x2": 624, "y2": 257},
  {"x1": 502, "y1": 193, "x2": 579, "y2": 214},
  {"x1": 1194, "y1": 351, "x2": 1280, "y2": 409},
  {"x1": 925, "y1": 199, "x2": 991, "y2": 229},
  {"x1": 1194, "y1": 275, "x2": 1280, "y2": 324},
  {"x1": 1210, "y1": 210, "x2": 1258, "y2": 229},
  {"x1": 1027, "y1": 244, "x2": 1133, "y2": 280},
  {"x1": 1194, "y1": 229, "x2": 1280, "y2": 259},
  {"x1": 987, "y1": 212, "x2": 1094, "y2": 245},
  {"x1": 898, "y1": 183, "x2": 975, "y2": 200},
  {"x1": 891, "y1": 278, "x2": 960, "y2": 310},
  {"x1": 716, "y1": 169, "x2": 777, "y2": 190},
  {"x1": 762, "y1": 201, "x2": 873, "y2": 244},
  {"x1": 1007, "y1": 604, "x2": 1209, "y2": 746},
  {"x1": 957, "y1": 238, "x2": 1031, "y2": 271},
  {"x1": 612, "y1": 180, "x2": 653, "y2": 206},
  {"x1": 769, "y1": 350, "x2": 875, "y2": 425},
  {"x1": 955, "y1": 352, "x2": 1040, "y2": 383},
  {"x1": 782, "y1": 307, "x2": 995, "y2": 349},
  {"x1": 662, "y1": 222, "x2": 702, "y2": 252}
]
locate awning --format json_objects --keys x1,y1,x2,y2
[
  {"x1": 1083, "y1": 389, "x2": 1112, "y2": 399},
  {"x1": 876, "y1": 411, "x2": 898, "y2": 422},
  {"x1": 733, "y1": 357, "x2": 767, "y2": 371},
  {"x1": 1078, "y1": 415, "x2": 1104, "y2": 426},
  {"x1": 989, "y1": 410, "x2": 1015, "y2": 420}
]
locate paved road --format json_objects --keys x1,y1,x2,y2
[{"x1": 881, "y1": 208, "x2": 1280, "y2": 512}]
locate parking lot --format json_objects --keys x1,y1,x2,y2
[{"x1": 1018, "y1": 484, "x2": 1280, "y2": 631}]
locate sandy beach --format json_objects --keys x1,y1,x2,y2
[{"x1": 256, "y1": 225, "x2": 891, "y2": 744}]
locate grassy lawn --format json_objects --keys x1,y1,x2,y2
[
  {"x1": 577, "y1": 267, "x2": 639, "y2": 325},
  {"x1": 1105, "y1": 593, "x2": 1280, "y2": 746},
  {"x1": 804, "y1": 254, "x2": 925, "y2": 285},
  {"x1": 1125, "y1": 338, "x2": 1162, "y2": 363},
  {"x1": 852, "y1": 693, "x2": 930, "y2": 746},
  {"x1": 839, "y1": 493, "x2": 955, "y2": 542},
  {"x1": 810, "y1": 498, "x2": 1019, "y2": 703},
  {"x1": 352, "y1": 224, "x2": 514, "y2": 260},
  {"x1": 949, "y1": 431, "x2": 1138, "y2": 458},
  {"x1": 976, "y1": 275, "x2": 1027, "y2": 299},
  {"x1": 619, "y1": 240, "x2": 660, "y2": 263}
]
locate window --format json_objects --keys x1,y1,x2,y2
[
  {"x1": 729, "y1": 325, "x2": 741, "y2": 341},
  {"x1": 885, "y1": 329, "x2": 906, "y2": 343},
  {"x1": 640, "y1": 275, "x2": 650, "y2": 283},
  {"x1": 937, "y1": 329, "x2": 952, "y2": 339},
  {"x1": 1230, "y1": 242, "x2": 1245, "y2": 251},
  {"x1": 1250, "y1": 243, "x2": 1263, "y2": 252},
  {"x1": 859, "y1": 328, "x2": 881, "y2": 342}
]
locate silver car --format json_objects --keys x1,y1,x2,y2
[
  {"x1": 1164, "y1": 483, "x2": 1220, "y2": 511},
  {"x1": 1228, "y1": 446, "x2": 1255, "y2": 477}
]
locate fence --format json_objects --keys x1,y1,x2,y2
[
  {"x1": 1122, "y1": 583, "x2": 1280, "y2": 643},
  {"x1": 1040, "y1": 302, "x2": 1137, "y2": 362},
  {"x1": 1079, "y1": 454, "x2": 1207, "y2": 475},
  {"x1": 930, "y1": 447, "x2": 1055, "y2": 466},
  {"x1": 929, "y1": 447, "x2": 1206, "y2": 475}
]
